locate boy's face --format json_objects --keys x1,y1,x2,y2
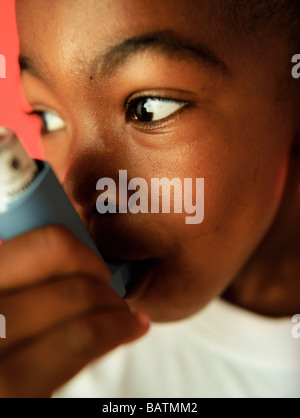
[{"x1": 17, "y1": 0, "x2": 297, "y2": 321}]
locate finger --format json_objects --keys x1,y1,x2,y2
[
  {"x1": 0, "y1": 225, "x2": 110, "y2": 290},
  {"x1": 0, "y1": 308, "x2": 150, "y2": 398},
  {"x1": 0, "y1": 274, "x2": 128, "y2": 353}
]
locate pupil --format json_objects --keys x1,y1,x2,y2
[
  {"x1": 137, "y1": 100, "x2": 153, "y2": 121},
  {"x1": 11, "y1": 158, "x2": 21, "y2": 170}
]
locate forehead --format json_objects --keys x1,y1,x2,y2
[
  {"x1": 16, "y1": 0, "x2": 223, "y2": 38},
  {"x1": 16, "y1": 0, "x2": 234, "y2": 71},
  {"x1": 16, "y1": 0, "x2": 291, "y2": 103}
]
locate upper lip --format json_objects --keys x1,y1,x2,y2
[
  {"x1": 86, "y1": 211, "x2": 153, "y2": 262},
  {"x1": 72, "y1": 197, "x2": 158, "y2": 261}
]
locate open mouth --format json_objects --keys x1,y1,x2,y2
[
  {"x1": 86, "y1": 211, "x2": 159, "y2": 300},
  {"x1": 122, "y1": 258, "x2": 155, "y2": 302},
  {"x1": 103, "y1": 253, "x2": 155, "y2": 300}
]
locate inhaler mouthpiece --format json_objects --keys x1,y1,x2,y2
[{"x1": 0, "y1": 128, "x2": 38, "y2": 212}]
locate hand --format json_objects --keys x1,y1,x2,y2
[{"x1": 0, "y1": 226, "x2": 150, "y2": 398}]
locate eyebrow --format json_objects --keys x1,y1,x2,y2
[
  {"x1": 19, "y1": 55, "x2": 33, "y2": 74},
  {"x1": 19, "y1": 30, "x2": 229, "y2": 82},
  {"x1": 19, "y1": 55, "x2": 44, "y2": 78},
  {"x1": 98, "y1": 31, "x2": 228, "y2": 76}
]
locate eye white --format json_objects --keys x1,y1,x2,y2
[
  {"x1": 142, "y1": 98, "x2": 185, "y2": 121},
  {"x1": 43, "y1": 112, "x2": 66, "y2": 132}
]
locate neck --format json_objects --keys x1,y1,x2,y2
[{"x1": 222, "y1": 152, "x2": 300, "y2": 317}]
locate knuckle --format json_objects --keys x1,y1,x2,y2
[
  {"x1": 38, "y1": 225, "x2": 78, "y2": 260},
  {"x1": 37, "y1": 225, "x2": 62, "y2": 251},
  {"x1": 58, "y1": 275, "x2": 99, "y2": 304}
]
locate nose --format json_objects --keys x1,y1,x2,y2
[
  {"x1": 64, "y1": 152, "x2": 103, "y2": 218},
  {"x1": 63, "y1": 144, "x2": 122, "y2": 223}
]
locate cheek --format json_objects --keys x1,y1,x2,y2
[
  {"x1": 128, "y1": 143, "x2": 288, "y2": 321},
  {"x1": 127, "y1": 110, "x2": 289, "y2": 278},
  {"x1": 42, "y1": 133, "x2": 72, "y2": 182},
  {"x1": 64, "y1": 100, "x2": 288, "y2": 281}
]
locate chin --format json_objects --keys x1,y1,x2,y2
[{"x1": 124, "y1": 260, "x2": 210, "y2": 323}]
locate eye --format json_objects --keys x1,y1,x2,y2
[
  {"x1": 127, "y1": 97, "x2": 187, "y2": 123},
  {"x1": 30, "y1": 110, "x2": 66, "y2": 134}
]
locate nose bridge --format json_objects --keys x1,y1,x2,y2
[
  {"x1": 62, "y1": 95, "x2": 127, "y2": 214},
  {"x1": 63, "y1": 97, "x2": 107, "y2": 189},
  {"x1": 63, "y1": 127, "x2": 126, "y2": 219}
]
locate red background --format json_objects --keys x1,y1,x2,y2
[{"x1": 0, "y1": 0, "x2": 43, "y2": 158}]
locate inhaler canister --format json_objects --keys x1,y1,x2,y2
[{"x1": 0, "y1": 127, "x2": 131, "y2": 297}]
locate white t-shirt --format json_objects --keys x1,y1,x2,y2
[{"x1": 55, "y1": 298, "x2": 300, "y2": 398}]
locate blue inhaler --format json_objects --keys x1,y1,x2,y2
[{"x1": 0, "y1": 127, "x2": 131, "y2": 297}]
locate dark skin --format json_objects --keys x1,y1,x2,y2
[{"x1": 0, "y1": 0, "x2": 298, "y2": 397}]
